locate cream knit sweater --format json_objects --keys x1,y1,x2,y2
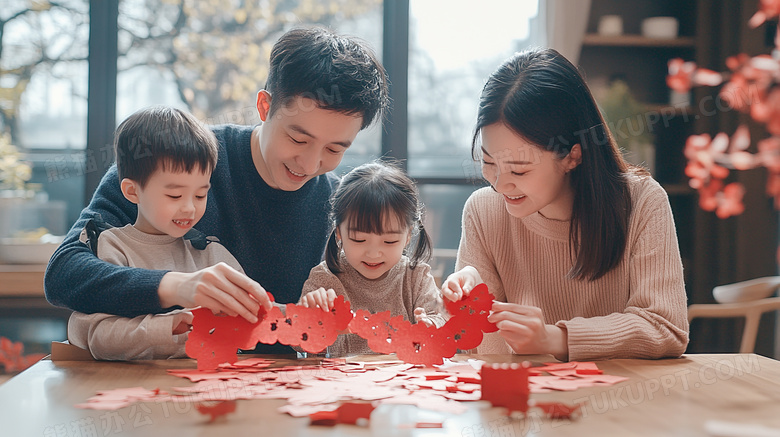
[{"x1": 457, "y1": 175, "x2": 690, "y2": 360}]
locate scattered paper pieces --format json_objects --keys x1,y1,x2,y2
[{"x1": 77, "y1": 357, "x2": 625, "y2": 430}]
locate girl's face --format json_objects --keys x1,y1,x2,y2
[
  {"x1": 480, "y1": 122, "x2": 580, "y2": 221},
  {"x1": 337, "y1": 214, "x2": 411, "y2": 280}
]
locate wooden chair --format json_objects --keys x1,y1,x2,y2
[{"x1": 688, "y1": 276, "x2": 780, "y2": 353}]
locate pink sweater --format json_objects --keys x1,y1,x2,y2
[{"x1": 457, "y1": 175, "x2": 689, "y2": 360}]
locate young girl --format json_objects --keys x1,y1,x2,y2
[
  {"x1": 441, "y1": 48, "x2": 689, "y2": 361},
  {"x1": 299, "y1": 161, "x2": 446, "y2": 356}
]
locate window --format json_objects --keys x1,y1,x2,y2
[
  {"x1": 407, "y1": 0, "x2": 540, "y2": 179},
  {"x1": 1, "y1": 0, "x2": 543, "y2": 248},
  {"x1": 1, "y1": 0, "x2": 89, "y2": 231},
  {"x1": 114, "y1": 0, "x2": 384, "y2": 174}
]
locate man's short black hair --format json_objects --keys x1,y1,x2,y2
[{"x1": 265, "y1": 27, "x2": 390, "y2": 129}]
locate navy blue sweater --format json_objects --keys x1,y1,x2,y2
[{"x1": 45, "y1": 124, "x2": 338, "y2": 353}]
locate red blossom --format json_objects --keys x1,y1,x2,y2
[
  {"x1": 717, "y1": 183, "x2": 746, "y2": 218},
  {"x1": 667, "y1": 58, "x2": 696, "y2": 93},
  {"x1": 749, "y1": 0, "x2": 780, "y2": 27}
]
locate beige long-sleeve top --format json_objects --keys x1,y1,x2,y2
[
  {"x1": 301, "y1": 254, "x2": 446, "y2": 356},
  {"x1": 457, "y1": 175, "x2": 689, "y2": 361},
  {"x1": 68, "y1": 224, "x2": 244, "y2": 360}
]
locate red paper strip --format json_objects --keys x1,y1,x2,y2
[{"x1": 187, "y1": 285, "x2": 499, "y2": 369}]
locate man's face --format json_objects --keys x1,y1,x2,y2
[{"x1": 254, "y1": 93, "x2": 364, "y2": 191}]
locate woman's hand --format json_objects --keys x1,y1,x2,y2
[
  {"x1": 440, "y1": 266, "x2": 483, "y2": 302},
  {"x1": 488, "y1": 302, "x2": 569, "y2": 361},
  {"x1": 158, "y1": 262, "x2": 273, "y2": 324},
  {"x1": 298, "y1": 287, "x2": 337, "y2": 311},
  {"x1": 413, "y1": 307, "x2": 435, "y2": 327}
]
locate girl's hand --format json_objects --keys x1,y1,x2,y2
[
  {"x1": 488, "y1": 302, "x2": 568, "y2": 360},
  {"x1": 158, "y1": 263, "x2": 273, "y2": 324},
  {"x1": 413, "y1": 307, "x2": 435, "y2": 327},
  {"x1": 441, "y1": 266, "x2": 483, "y2": 302},
  {"x1": 299, "y1": 287, "x2": 337, "y2": 311}
]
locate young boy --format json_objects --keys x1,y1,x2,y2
[
  {"x1": 68, "y1": 106, "x2": 246, "y2": 359},
  {"x1": 45, "y1": 27, "x2": 390, "y2": 354}
]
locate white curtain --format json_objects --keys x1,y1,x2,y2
[{"x1": 538, "y1": 0, "x2": 591, "y2": 65}]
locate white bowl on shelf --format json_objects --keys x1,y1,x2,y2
[
  {"x1": 0, "y1": 236, "x2": 62, "y2": 264},
  {"x1": 641, "y1": 17, "x2": 679, "y2": 39}
]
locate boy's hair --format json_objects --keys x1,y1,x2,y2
[
  {"x1": 114, "y1": 106, "x2": 219, "y2": 187},
  {"x1": 265, "y1": 27, "x2": 390, "y2": 129},
  {"x1": 325, "y1": 160, "x2": 432, "y2": 273}
]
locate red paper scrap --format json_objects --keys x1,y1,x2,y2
[
  {"x1": 480, "y1": 362, "x2": 531, "y2": 413},
  {"x1": 309, "y1": 402, "x2": 375, "y2": 426},
  {"x1": 530, "y1": 401, "x2": 582, "y2": 419},
  {"x1": 196, "y1": 400, "x2": 237, "y2": 422},
  {"x1": 574, "y1": 362, "x2": 604, "y2": 375}
]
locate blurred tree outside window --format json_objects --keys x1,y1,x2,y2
[
  {"x1": 407, "y1": 0, "x2": 541, "y2": 180},
  {"x1": 114, "y1": 0, "x2": 383, "y2": 175}
]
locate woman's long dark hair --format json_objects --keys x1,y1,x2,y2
[
  {"x1": 473, "y1": 48, "x2": 642, "y2": 281},
  {"x1": 325, "y1": 161, "x2": 432, "y2": 274}
]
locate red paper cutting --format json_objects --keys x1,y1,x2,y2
[
  {"x1": 480, "y1": 362, "x2": 530, "y2": 413},
  {"x1": 185, "y1": 307, "x2": 267, "y2": 371},
  {"x1": 443, "y1": 283, "x2": 498, "y2": 350},
  {"x1": 393, "y1": 321, "x2": 448, "y2": 366},
  {"x1": 186, "y1": 284, "x2": 499, "y2": 369},
  {"x1": 347, "y1": 310, "x2": 402, "y2": 355}
]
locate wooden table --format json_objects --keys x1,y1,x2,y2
[{"x1": 1, "y1": 354, "x2": 778, "y2": 436}]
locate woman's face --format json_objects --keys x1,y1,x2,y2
[{"x1": 480, "y1": 122, "x2": 580, "y2": 221}]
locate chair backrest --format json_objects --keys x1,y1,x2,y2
[{"x1": 688, "y1": 276, "x2": 780, "y2": 353}]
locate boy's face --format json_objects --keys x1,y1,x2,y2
[
  {"x1": 253, "y1": 92, "x2": 363, "y2": 191},
  {"x1": 121, "y1": 165, "x2": 211, "y2": 238}
]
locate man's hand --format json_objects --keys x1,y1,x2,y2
[{"x1": 158, "y1": 263, "x2": 272, "y2": 323}]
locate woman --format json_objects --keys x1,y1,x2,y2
[{"x1": 441, "y1": 48, "x2": 689, "y2": 361}]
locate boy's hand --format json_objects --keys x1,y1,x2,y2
[
  {"x1": 440, "y1": 266, "x2": 483, "y2": 302},
  {"x1": 172, "y1": 311, "x2": 194, "y2": 335},
  {"x1": 158, "y1": 262, "x2": 273, "y2": 324},
  {"x1": 298, "y1": 287, "x2": 337, "y2": 311},
  {"x1": 413, "y1": 307, "x2": 435, "y2": 327}
]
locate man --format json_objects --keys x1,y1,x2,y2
[{"x1": 45, "y1": 27, "x2": 390, "y2": 353}]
